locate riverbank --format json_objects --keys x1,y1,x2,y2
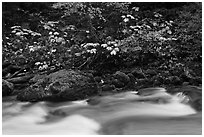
[{"x1": 2, "y1": 68, "x2": 202, "y2": 111}]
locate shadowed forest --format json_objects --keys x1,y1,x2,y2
[{"x1": 2, "y1": 2, "x2": 202, "y2": 105}]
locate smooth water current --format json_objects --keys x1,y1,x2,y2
[{"x1": 2, "y1": 88, "x2": 202, "y2": 135}]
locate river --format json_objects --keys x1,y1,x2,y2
[{"x1": 2, "y1": 88, "x2": 202, "y2": 135}]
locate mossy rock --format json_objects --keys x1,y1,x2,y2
[{"x1": 17, "y1": 69, "x2": 98, "y2": 102}]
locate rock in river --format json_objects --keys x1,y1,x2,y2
[
  {"x1": 17, "y1": 69, "x2": 98, "y2": 102},
  {"x1": 112, "y1": 71, "x2": 130, "y2": 88},
  {"x1": 167, "y1": 85, "x2": 202, "y2": 111}
]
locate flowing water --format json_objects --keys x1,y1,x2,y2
[{"x1": 2, "y1": 88, "x2": 202, "y2": 135}]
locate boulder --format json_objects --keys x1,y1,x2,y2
[
  {"x1": 189, "y1": 77, "x2": 202, "y2": 86},
  {"x1": 131, "y1": 69, "x2": 146, "y2": 79},
  {"x1": 16, "y1": 84, "x2": 50, "y2": 102},
  {"x1": 101, "y1": 84, "x2": 116, "y2": 92},
  {"x1": 182, "y1": 82, "x2": 190, "y2": 86},
  {"x1": 153, "y1": 79, "x2": 161, "y2": 86},
  {"x1": 167, "y1": 85, "x2": 202, "y2": 111},
  {"x1": 136, "y1": 78, "x2": 148, "y2": 85},
  {"x1": 29, "y1": 74, "x2": 47, "y2": 84},
  {"x1": 2, "y1": 79, "x2": 14, "y2": 96},
  {"x1": 112, "y1": 71, "x2": 130, "y2": 88},
  {"x1": 94, "y1": 76, "x2": 102, "y2": 83},
  {"x1": 168, "y1": 76, "x2": 182, "y2": 85},
  {"x1": 145, "y1": 69, "x2": 157, "y2": 77},
  {"x1": 180, "y1": 72, "x2": 192, "y2": 82},
  {"x1": 126, "y1": 73, "x2": 137, "y2": 88},
  {"x1": 114, "y1": 71, "x2": 130, "y2": 84},
  {"x1": 112, "y1": 79, "x2": 125, "y2": 88},
  {"x1": 17, "y1": 69, "x2": 98, "y2": 102}
]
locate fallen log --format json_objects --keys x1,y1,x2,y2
[{"x1": 6, "y1": 74, "x2": 35, "y2": 84}]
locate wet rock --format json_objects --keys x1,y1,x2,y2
[
  {"x1": 112, "y1": 71, "x2": 130, "y2": 88},
  {"x1": 137, "y1": 87, "x2": 170, "y2": 102},
  {"x1": 153, "y1": 79, "x2": 161, "y2": 86},
  {"x1": 17, "y1": 69, "x2": 98, "y2": 102},
  {"x1": 2, "y1": 79, "x2": 14, "y2": 96},
  {"x1": 191, "y1": 99, "x2": 202, "y2": 111},
  {"x1": 49, "y1": 109, "x2": 66, "y2": 117},
  {"x1": 136, "y1": 78, "x2": 149, "y2": 86},
  {"x1": 167, "y1": 85, "x2": 202, "y2": 111},
  {"x1": 182, "y1": 82, "x2": 190, "y2": 86},
  {"x1": 112, "y1": 79, "x2": 125, "y2": 88},
  {"x1": 189, "y1": 77, "x2": 202, "y2": 86},
  {"x1": 168, "y1": 76, "x2": 182, "y2": 85},
  {"x1": 132, "y1": 69, "x2": 145, "y2": 79},
  {"x1": 94, "y1": 76, "x2": 102, "y2": 83},
  {"x1": 127, "y1": 73, "x2": 136, "y2": 81},
  {"x1": 114, "y1": 71, "x2": 130, "y2": 84},
  {"x1": 180, "y1": 71, "x2": 192, "y2": 82},
  {"x1": 146, "y1": 69, "x2": 157, "y2": 77},
  {"x1": 52, "y1": 83, "x2": 98, "y2": 101},
  {"x1": 126, "y1": 73, "x2": 137, "y2": 88},
  {"x1": 157, "y1": 75, "x2": 165, "y2": 82},
  {"x1": 87, "y1": 96, "x2": 102, "y2": 105},
  {"x1": 101, "y1": 84, "x2": 116, "y2": 92},
  {"x1": 2, "y1": 95, "x2": 17, "y2": 102}
]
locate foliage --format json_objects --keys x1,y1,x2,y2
[{"x1": 2, "y1": 2, "x2": 202, "y2": 79}]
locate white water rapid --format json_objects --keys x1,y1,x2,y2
[{"x1": 2, "y1": 87, "x2": 201, "y2": 135}]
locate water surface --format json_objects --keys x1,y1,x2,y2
[{"x1": 2, "y1": 88, "x2": 202, "y2": 135}]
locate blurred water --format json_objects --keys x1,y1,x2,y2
[{"x1": 2, "y1": 88, "x2": 202, "y2": 135}]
